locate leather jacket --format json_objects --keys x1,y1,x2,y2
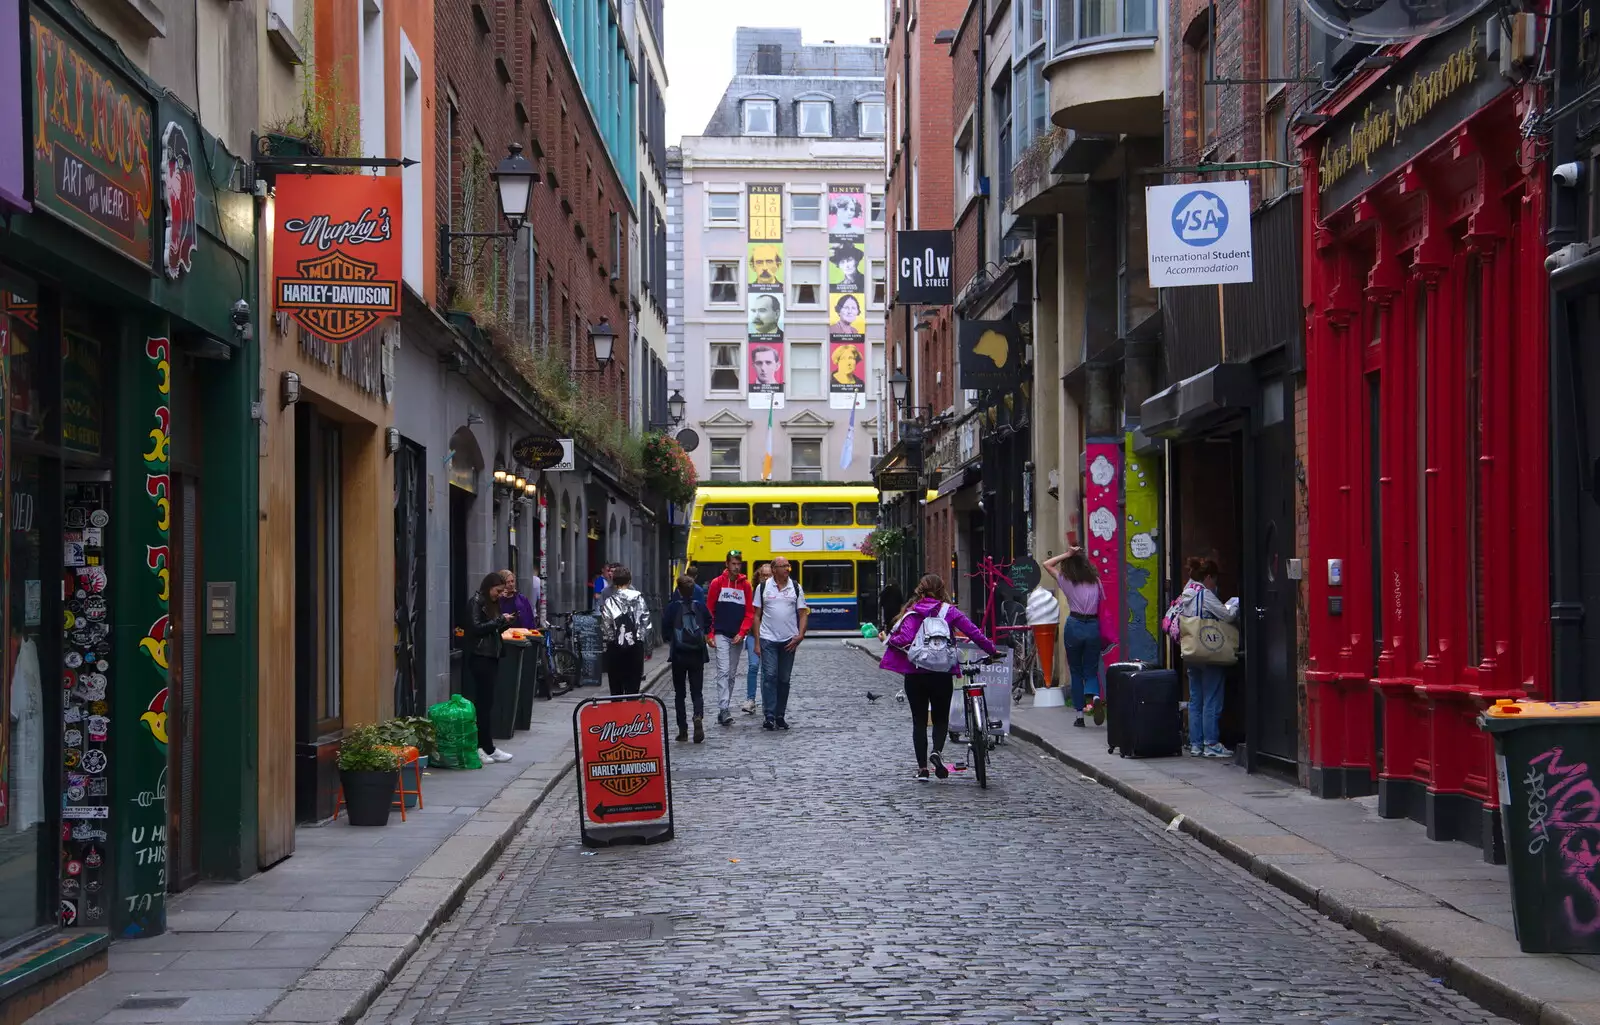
[{"x1": 466, "y1": 592, "x2": 506, "y2": 658}]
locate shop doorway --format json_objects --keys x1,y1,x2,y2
[
  {"x1": 394, "y1": 440, "x2": 427, "y2": 716},
  {"x1": 293, "y1": 406, "x2": 346, "y2": 823},
  {"x1": 166, "y1": 472, "x2": 201, "y2": 892},
  {"x1": 448, "y1": 483, "x2": 472, "y2": 692},
  {"x1": 1251, "y1": 376, "x2": 1299, "y2": 768}
]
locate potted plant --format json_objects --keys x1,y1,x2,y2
[{"x1": 338, "y1": 723, "x2": 401, "y2": 826}]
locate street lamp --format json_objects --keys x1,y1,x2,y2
[
  {"x1": 890, "y1": 370, "x2": 909, "y2": 407},
  {"x1": 668, "y1": 390, "x2": 686, "y2": 423},
  {"x1": 576, "y1": 319, "x2": 616, "y2": 372},
  {"x1": 438, "y1": 142, "x2": 541, "y2": 277}
]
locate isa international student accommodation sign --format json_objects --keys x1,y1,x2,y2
[{"x1": 1144, "y1": 180, "x2": 1254, "y2": 287}]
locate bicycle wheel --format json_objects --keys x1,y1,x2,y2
[
  {"x1": 552, "y1": 649, "x2": 580, "y2": 692},
  {"x1": 966, "y1": 701, "x2": 988, "y2": 789}
]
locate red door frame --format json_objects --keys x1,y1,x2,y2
[{"x1": 1300, "y1": 89, "x2": 1548, "y2": 859}]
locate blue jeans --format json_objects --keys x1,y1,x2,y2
[
  {"x1": 744, "y1": 634, "x2": 760, "y2": 700},
  {"x1": 1188, "y1": 664, "x2": 1225, "y2": 748},
  {"x1": 1061, "y1": 616, "x2": 1100, "y2": 712},
  {"x1": 759, "y1": 642, "x2": 797, "y2": 721}
]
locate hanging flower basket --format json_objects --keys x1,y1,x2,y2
[
  {"x1": 862, "y1": 526, "x2": 907, "y2": 559},
  {"x1": 643, "y1": 433, "x2": 698, "y2": 506}
]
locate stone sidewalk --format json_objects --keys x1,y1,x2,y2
[
  {"x1": 844, "y1": 637, "x2": 1600, "y2": 1025},
  {"x1": 27, "y1": 660, "x2": 671, "y2": 1025}
]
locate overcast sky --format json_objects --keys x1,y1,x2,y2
[{"x1": 664, "y1": 3, "x2": 887, "y2": 143}]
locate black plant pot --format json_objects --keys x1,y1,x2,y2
[{"x1": 340, "y1": 769, "x2": 397, "y2": 826}]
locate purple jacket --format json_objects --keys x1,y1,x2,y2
[
  {"x1": 498, "y1": 592, "x2": 537, "y2": 629},
  {"x1": 879, "y1": 597, "x2": 998, "y2": 675}
]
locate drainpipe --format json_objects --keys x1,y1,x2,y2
[
  {"x1": 974, "y1": 0, "x2": 987, "y2": 269},
  {"x1": 1549, "y1": 0, "x2": 1585, "y2": 700}
]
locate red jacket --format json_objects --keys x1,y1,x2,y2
[{"x1": 704, "y1": 572, "x2": 755, "y2": 638}]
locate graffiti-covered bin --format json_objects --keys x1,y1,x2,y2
[{"x1": 1479, "y1": 700, "x2": 1600, "y2": 953}]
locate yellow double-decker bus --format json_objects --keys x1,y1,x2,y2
[{"x1": 685, "y1": 484, "x2": 880, "y2": 632}]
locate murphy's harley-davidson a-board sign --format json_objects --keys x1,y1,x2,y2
[
  {"x1": 574, "y1": 695, "x2": 674, "y2": 847},
  {"x1": 273, "y1": 174, "x2": 402, "y2": 343}
]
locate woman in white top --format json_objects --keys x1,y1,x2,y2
[{"x1": 1178, "y1": 556, "x2": 1238, "y2": 758}]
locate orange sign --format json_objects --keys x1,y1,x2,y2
[
  {"x1": 574, "y1": 696, "x2": 674, "y2": 845},
  {"x1": 273, "y1": 175, "x2": 401, "y2": 343}
]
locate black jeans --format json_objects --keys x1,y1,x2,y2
[
  {"x1": 903, "y1": 671, "x2": 954, "y2": 768},
  {"x1": 607, "y1": 644, "x2": 645, "y2": 695},
  {"x1": 468, "y1": 654, "x2": 499, "y2": 754},
  {"x1": 671, "y1": 661, "x2": 705, "y2": 728}
]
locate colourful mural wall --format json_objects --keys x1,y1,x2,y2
[
  {"x1": 1123, "y1": 433, "x2": 1161, "y2": 664},
  {"x1": 1085, "y1": 440, "x2": 1122, "y2": 662}
]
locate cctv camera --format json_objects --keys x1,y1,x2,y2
[
  {"x1": 1555, "y1": 162, "x2": 1584, "y2": 188},
  {"x1": 231, "y1": 299, "x2": 251, "y2": 327}
]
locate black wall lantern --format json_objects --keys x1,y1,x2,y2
[{"x1": 438, "y1": 143, "x2": 540, "y2": 279}]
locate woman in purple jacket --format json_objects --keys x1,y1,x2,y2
[{"x1": 879, "y1": 574, "x2": 999, "y2": 780}]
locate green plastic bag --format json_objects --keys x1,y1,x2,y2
[
  {"x1": 428, "y1": 694, "x2": 483, "y2": 769},
  {"x1": 860, "y1": 623, "x2": 879, "y2": 638}
]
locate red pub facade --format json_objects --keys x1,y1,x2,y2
[{"x1": 1298, "y1": 22, "x2": 1548, "y2": 862}]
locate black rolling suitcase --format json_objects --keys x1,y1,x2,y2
[{"x1": 1105, "y1": 661, "x2": 1182, "y2": 758}]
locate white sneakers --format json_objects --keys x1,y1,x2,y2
[
  {"x1": 740, "y1": 699, "x2": 756, "y2": 714},
  {"x1": 479, "y1": 749, "x2": 514, "y2": 763}
]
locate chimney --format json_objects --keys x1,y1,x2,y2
[{"x1": 756, "y1": 43, "x2": 781, "y2": 74}]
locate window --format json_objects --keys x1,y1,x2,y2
[
  {"x1": 790, "y1": 260, "x2": 824, "y2": 308},
  {"x1": 709, "y1": 438, "x2": 743, "y2": 481},
  {"x1": 870, "y1": 260, "x2": 887, "y2": 308},
  {"x1": 708, "y1": 191, "x2": 741, "y2": 225},
  {"x1": 742, "y1": 99, "x2": 776, "y2": 135},
  {"x1": 753, "y1": 502, "x2": 800, "y2": 525},
  {"x1": 790, "y1": 342, "x2": 823, "y2": 398},
  {"x1": 1199, "y1": 25, "x2": 1219, "y2": 146},
  {"x1": 701, "y1": 503, "x2": 750, "y2": 526},
  {"x1": 802, "y1": 560, "x2": 854, "y2": 595},
  {"x1": 798, "y1": 101, "x2": 832, "y2": 137},
  {"x1": 709, "y1": 259, "x2": 741, "y2": 305},
  {"x1": 401, "y1": 36, "x2": 423, "y2": 291},
  {"x1": 1053, "y1": 0, "x2": 1156, "y2": 51},
  {"x1": 1262, "y1": 96, "x2": 1289, "y2": 199},
  {"x1": 956, "y1": 131, "x2": 975, "y2": 204},
  {"x1": 710, "y1": 342, "x2": 742, "y2": 391},
  {"x1": 1261, "y1": 0, "x2": 1290, "y2": 198},
  {"x1": 790, "y1": 192, "x2": 822, "y2": 226},
  {"x1": 994, "y1": 73, "x2": 1013, "y2": 211},
  {"x1": 869, "y1": 193, "x2": 885, "y2": 227},
  {"x1": 856, "y1": 502, "x2": 880, "y2": 525},
  {"x1": 859, "y1": 101, "x2": 886, "y2": 136},
  {"x1": 803, "y1": 502, "x2": 855, "y2": 525},
  {"x1": 790, "y1": 439, "x2": 823, "y2": 481},
  {"x1": 609, "y1": 211, "x2": 621, "y2": 279}
]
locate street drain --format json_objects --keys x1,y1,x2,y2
[
  {"x1": 505, "y1": 913, "x2": 676, "y2": 948},
  {"x1": 116, "y1": 997, "x2": 190, "y2": 1010}
]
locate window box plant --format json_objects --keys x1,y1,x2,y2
[{"x1": 338, "y1": 723, "x2": 402, "y2": 826}]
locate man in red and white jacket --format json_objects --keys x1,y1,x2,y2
[{"x1": 703, "y1": 550, "x2": 754, "y2": 726}]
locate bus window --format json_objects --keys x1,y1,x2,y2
[
  {"x1": 856, "y1": 502, "x2": 880, "y2": 525},
  {"x1": 753, "y1": 502, "x2": 799, "y2": 526},
  {"x1": 802, "y1": 502, "x2": 854, "y2": 525},
  {"x1": 802, "y1": 561, "x2": 854, "y2": 595},
  {"x1": 692, "y1": 562, "x2": 722, "y2": 585},
  {"x1": 701, "y1": 504, "x2": 750, "y2": 526}
]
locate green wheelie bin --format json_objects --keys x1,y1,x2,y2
[{"x1": 1479, "y1": 698, "x2": 1600, "y2": 953}]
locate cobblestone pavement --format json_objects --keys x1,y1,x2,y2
[{"x1": 360, "y1": 644, "x2": 1512, "y2": 1025}]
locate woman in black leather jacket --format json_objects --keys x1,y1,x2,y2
[{"x1": 467, "y1": 571, "x2": 516, "y2": 763}]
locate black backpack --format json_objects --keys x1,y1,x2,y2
[{"x1": 672, "y1": 601, "x2": 707, "y2": 654}]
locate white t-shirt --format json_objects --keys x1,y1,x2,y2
[{"x1": 754, "y1": 577, "x2": 808, "y2": 642}]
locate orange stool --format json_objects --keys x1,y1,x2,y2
[{"x1": 334, "y1": 745, "x2": 423, "y2": 822}]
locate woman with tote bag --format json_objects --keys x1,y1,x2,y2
[{"x1": 1163, "y1": 557, "x2": 1240, "y2": 758}]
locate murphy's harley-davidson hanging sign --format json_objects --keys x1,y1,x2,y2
[{"x1": 273, "y1": 174, "x2": 402, "y2": 343}]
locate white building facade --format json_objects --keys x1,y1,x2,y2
[{"x1": 675, "y1": 28, "x2": 888, "y2": 484}]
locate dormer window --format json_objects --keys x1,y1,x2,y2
[
  {"x1": 798, "y1": 100, "x2": 832, "y2": 137},
  {"x1": 743, "y1": 99, "x2": 776, "y2": 135},
  {"x1": 859, "y1": 101, "x2": 885, "y2": 137}
]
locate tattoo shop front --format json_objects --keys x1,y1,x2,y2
[{"x1": 0, "y1": 0, "x2": 256, "y2": 1009}]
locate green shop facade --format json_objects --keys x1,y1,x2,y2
[{"x1": 0, "y1": 0, "x2": 258, "y2": 989}]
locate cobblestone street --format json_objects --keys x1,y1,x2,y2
[{"x1": 360, "y1": 645, "x2": 1513, "y2": 1025}]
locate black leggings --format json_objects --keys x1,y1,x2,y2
[
  {"x1": 468, "y1": 654, "x2": 499, "y2": 755},
  {"x1": 903, "y1": 671, "x2": 954, "y2": 768},
  {"x1": 607, "y1": 644, "x2": 645, "y2": 695}
]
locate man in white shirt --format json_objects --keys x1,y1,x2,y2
[{"x1": 752, "y1": 556, "x2": 808, "y2": 730}]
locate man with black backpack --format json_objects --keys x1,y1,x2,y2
[
  {"x1": 599, "y1": 565, "x2": 651, "y2": 695},
  {"x1": 662, "y1": 573, "x2": 711, "y2": 742}
]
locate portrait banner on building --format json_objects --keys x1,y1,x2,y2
[
  {"x1": 273, "y1": 174, "x2": 403, "y2": 343},
  {"x1": 747, "y1": 184, "x2": 784, "y2": 407},
  {"x1": 827, "y1": 185, "x2": 868, "y2": 410}
]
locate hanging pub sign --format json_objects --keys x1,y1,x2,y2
[
  {"x1": 876, "y1": 469, "x2": 921, "y2": 493},
  {"x1": 512, "y1": 434, "x2": 564, "y2": 470},
  {"x1": 894, "y1": 230, "x2": 953, "y2": 305},
  {"x1": 957, "y1": 320, "x2": 1023, "y2": 391},
  {"x1": 161, "y1": 123, "x2": 197, "y2": 279},
  {"x1": 273, "y1": 174, "x2": 402, "y2": 343},
  {"x1": 28, "y1": 6, "x2": 156, "y2": 266}
]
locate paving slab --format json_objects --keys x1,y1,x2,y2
[{"x1": 26, "y1": 662, "x2": 670, "y2": 1025}]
